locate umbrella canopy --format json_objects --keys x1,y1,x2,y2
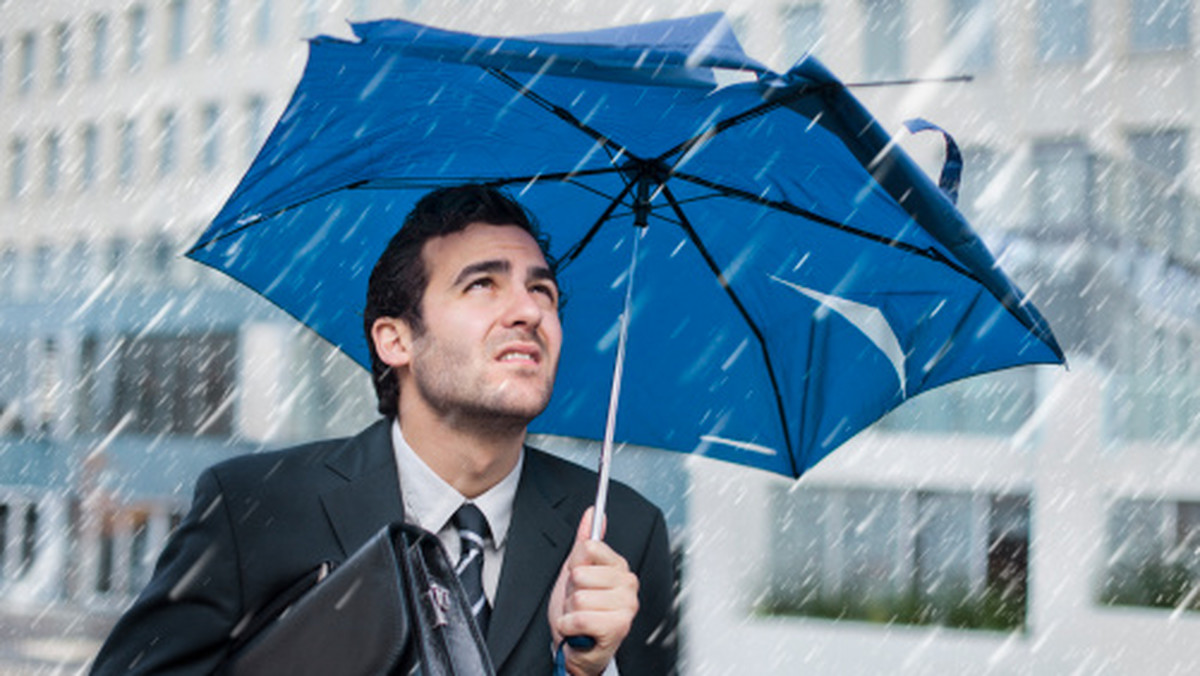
[{"x1": 188, "y1": 13, "x2": 1064, "y2": 479}]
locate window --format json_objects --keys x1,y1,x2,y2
[
  {"x1": 201, "y1": 103, "x2": 221, "y2": 171},
  {"x1": 150, "y1": 233, "x2": 174, "y2": 278},
  {"x1": 158, "y1": 110, "x2": 178, "y2": 176},
  {"x1": 1102, "y1": 498, "x2": 1200, "y2": 612},
  {"x1": 763, "y1": 486, "x2": 1028, "y2": 630},
  {"x1": 18, "y1": 32, "x2": 35, "y2": 95},
  {"x1": 109, "y1": 332, "x2": 237, "y2": 436},
  {"x1": 779, "y1": 4, "x2": 823, "y2": 69},
  {"x1": 255, "y1": 0, "x2": 274, "y2": 46},
  {"x1": 81, "y1": 124, "x2": 100, "y2": 189},
  {"x1": 1036, "y1": 0, "x2": 1090, "y2": 62},
  {"x1": 1031, "y1": 138, "x2": 1093, "y2": 231},
  {"x1": 53, "y1": 23, "x2": 70, "y2": 88},
  {"x1": 43, "y1": 132, "x2": 62, "y2": 195},
  {"x1": 168, "y1": 0, "x2": 188, "y2": 63},
  {"x1": 128, "y1": 6, "x2": 147, "y2": 71},
  {"x1": 957, "y1": 146, "x2": 1001, "y2": 224},
  {"x1": 0, "y1": 505, "x2": 7, "y2": 575},
  {"x1": 90, "y1": 15, "x2": 109, "y2": 81},
  {"x1": 245, "y1": 95, "x2": 268, "y2": 160},
  {"x1": 21, "y1": 503, "x2": 37, "y2": 574},
  {"x1": 0, "y1": 248, "x2": 16, "y2": 300},
  {"x1": 947, "y1": 0, "x2": 995, "y2": 72},
  {"x1": 9, "y1": 138, "x2": 28, "y2": 199},
  {"x1": 118, "y1": 118, "x2": 137, "y2": 185},
  {"x1": 212, "y1": 0, "x2": 230, "y2": 53},
  {"x1": 861, "y1": 0, "x2": 906, "y2": 79},
  {"x1": 1130, "y1": 0, "x2": 1190, "y2": 52},
  {"x1": 78, "y1": 333, "x2": 101, "y2": 433},
  {"x1": 1127, "y1": 129, "x2": 1187, "y2": 249}
]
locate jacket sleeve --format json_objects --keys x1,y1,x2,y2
[
  {"x1": 91, "y1": 468, "x2": 244, "y2": 676},
  {"x1": 615, "y1": 508, "x2": 679, "y2": 676}
]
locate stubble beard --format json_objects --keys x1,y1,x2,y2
[{"x1": 407, "y1": 333, "x2": 556, "y2": 435}]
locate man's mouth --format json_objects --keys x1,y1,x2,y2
[{"x1": 496, "y1": 345, "x2": 540, "y2": 364}]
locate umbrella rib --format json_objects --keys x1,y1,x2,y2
[
  {"x1": 670, "y1": 171, "x2": 977, "y2": 280},
  {"x1": 654, "y1": 82, "x2": 827, "y2": 164},
  {"x1": 660, "y1": 184, "x2": 799, "y2": 477},
  {"x1": 655, "y1": 76, "x2": 973, "y2": 165},
  {"x1": 484, "y1": 67, "x2": 633, "y2": 162},
  {"x1": 189, "y1": 169, "x2": 630, "y2": 253},
  {"x1": 558, "y1": 177, "x2": 640, "y2": 267}
]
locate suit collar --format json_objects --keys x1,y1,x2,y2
[
  {"x1": 487, "y1": 448, "x2": 575, "y2": 669},
  {"x1": 319, "y1": 419, "x2": 406, "y2": 557}
]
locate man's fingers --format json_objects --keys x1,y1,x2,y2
[{"x1": 556, "y1": 609, "x2": 637, "y2": 643}]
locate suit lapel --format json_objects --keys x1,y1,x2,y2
[
  {"x1": 487, "y1": 450, "x2": 575, "y2": 669},
  {"x1": 319, "y1": 419, "x2": 406, "y2": 557}
]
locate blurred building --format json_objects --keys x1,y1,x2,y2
[
  {"x1": 685, "y1": 0, "x2": 1200, "y2": 674},
  {"x1": 0, "y1": 0, "x2": 1197, "y2": 674},
  {"x1": 0, "y1": 0, "x2": 386, "y2": 611}
]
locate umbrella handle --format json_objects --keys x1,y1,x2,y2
[
  {"x1": 589, "y1": 223, "x2": 642, "y2": 541},
  {"x1": 566, "y1": 223, "x2": 643, "y2": 654}
]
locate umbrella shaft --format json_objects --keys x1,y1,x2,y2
[{"x1": 590, "y1": 225, "x2": 642, "y2": 541}]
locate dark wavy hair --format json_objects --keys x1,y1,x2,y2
[{"x1": 363, "y1": 184, "x2": 554, "y2": 418}]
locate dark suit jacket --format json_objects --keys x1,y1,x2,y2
[{"x1": 91, "y1": 420, "x2": 677, "y2": 675}]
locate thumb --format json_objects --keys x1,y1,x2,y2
[{"x1": 576, "y1": 506, "x2": 606, "y2": 544}]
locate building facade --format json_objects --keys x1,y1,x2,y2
[
  {"x1": 686, "y1": 0, "x2": 1200, "y2": 673},
  {"x1": 0, "y1": 0, "x2": 1198, "y2": 673}
]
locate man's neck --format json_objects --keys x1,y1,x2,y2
[{"x1": 395, "y1": 408, "x2": 526, "y2": 499}]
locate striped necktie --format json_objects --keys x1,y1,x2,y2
[{"x1": 452, "y1": 503, "x2": 491, "y2": 634}]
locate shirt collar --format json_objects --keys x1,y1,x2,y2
[{"x1": 391, "y1": 418, "x2": 522, "y2": 547}]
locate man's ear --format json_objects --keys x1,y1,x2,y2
[{"x1": 371, "y1": 316, "x2": 413, "y2": 368}]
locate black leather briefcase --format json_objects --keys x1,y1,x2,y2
[{"x1": 220, "y1": 523, "x2": 495, "y2": 676}]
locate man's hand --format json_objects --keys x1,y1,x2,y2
[{"x1": 548, "y1": 508, "x2": 639, "y2": 676}]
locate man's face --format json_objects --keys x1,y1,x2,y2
[{"x1": 402, "y1": 222, "x2": 562, "y2": 425}]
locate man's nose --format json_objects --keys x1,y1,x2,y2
[{"x1": 502, "y1": 286, "x2": 543, "y2": 327}]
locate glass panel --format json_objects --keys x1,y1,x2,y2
[
  {"x1": 158, "y1": 111, "x2": 178, "y2": 176},
  {"x1": 779, "y1": 3, "x2": 823, "y2": 68},
  {"x1": 90, "y1": 16, "x2": 109, "y2": 80},
  {"x1": 765, "y1": 486, "x2": 830, "y2": 613},
  {"x1": 861, "y1": 0, "x2": 906, "y2": 79},
  {"x1": 169, "y1": 0, "x2": 188, "y2": 63},
  {"x1": 118, "y1": 118, "x2": 137, "y2": 185},
  {"x1": 9, "y1": 138, "x2": 27, "y2": 199},
  {"x1": 1130, "y1": 0, "x2": 1190, "y2": 52},
  {"x1": 840, "y1": 489, "x2": 901, "y2": 611},
  {"x1": 18, "y1": 33, "x2": 35, "y2": 95},
  {"x1": 82, "y1": 124, "x2": 100, "y2": 189},
  {"x1": 212, "y1": 0, "x2": 230, "y2": 53},
  {"x1": 916, "y1": 492, "x2": 975, "y2": 605},
  {"x1": 128, "y1": 6, "x2": 147, "y2": 71},
  {"x1": 947, "y1": 0, "x2": 995, "y2": 71},
  {"x1": 53, "y1": 24, "x2": 70, "y2": 88},
  {"x1": 1032, "y1": 138, "x2": 1092, "y2": 231},
  {"x1": 202, "y1": 103, "x2": 221, "y2": 171},
  {"x1": 1036, "y1": 0, "x2": 1090, "y2": 62}
]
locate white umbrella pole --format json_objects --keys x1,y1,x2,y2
[{"x1": 589, "y1": 223, "x2": 642, "y2": 541}]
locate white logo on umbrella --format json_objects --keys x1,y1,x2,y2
[{"x1": 770, "y1": 275, "x2": 907, "y2": 396}]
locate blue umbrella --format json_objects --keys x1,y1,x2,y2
[{"x1": 188, "y1": 14, "x2": 1063, "y2": 492}]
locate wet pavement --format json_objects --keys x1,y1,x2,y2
[{"x1": 0, "y1": 604, "x2": 118, "y2": 675}]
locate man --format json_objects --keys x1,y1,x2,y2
[{"x1": 91, "y1": 186, "x2": 677, "y2": 675}]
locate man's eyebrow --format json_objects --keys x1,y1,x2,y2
[
  {"x1": 529, "y1": 266, "x2": 557, "y2": 286},
  {"x1": 452, "y1": 259, "x2": 510, "y2": 286}
]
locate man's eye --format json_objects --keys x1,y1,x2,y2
[
  {"x1": 466, "y1": 278, "x2": 494, "y2": 290},
  {"x1": 531, "y1": 284, "x2": 558, "y2": 303}
]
